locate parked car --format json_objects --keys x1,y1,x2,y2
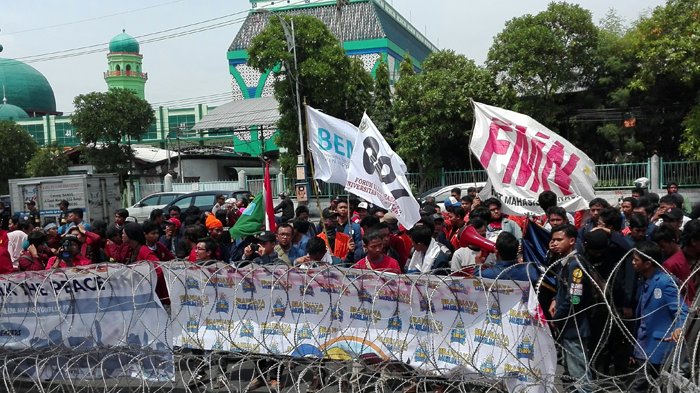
[
  {"x1": 418, "y1": 182, "x2": 486, "y2": 210},
  {"x1": 162, "y1": 190, "x2": 252, "y2": 215},
  {"x1": 129, "y1": 192, "x2": 187, "y2": 222}
]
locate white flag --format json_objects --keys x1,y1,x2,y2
[
  {"x1": 345, "y1": 114, "x2": 421, "y2": 229},
  {"x1": 306, "y1": 106, "x2": 357, "y2": 185},
  {"x1": 470, "y1": 102, "x2": 597, "y2": 216}
]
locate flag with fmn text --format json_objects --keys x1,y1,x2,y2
[
  {"x1": 470, "y1": 102, "x2": 597, "y2": 216},
  {"x1": 345, "y1": 114, "x2": 421, "y2": 229}
]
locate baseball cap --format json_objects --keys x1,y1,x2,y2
[
  {"x1": 661, "y1": 207, "x2": 684, "y2": 222},
  {"x1": 43, "y1": 222, "x2": 58, "y2": 231},
  {"x1": 444, "y1": 196, "x2": 460, "y2": 208},
  {"x1": 322, "y1": 209, "x2": 339, "y2": 220},
  {"x1": 165, "y1": 217, "x2": 181, "y2": 230},
  {"x1": 381, "y1": 212, "x2": 398, "y2": 226},
  {"x1": 357, "y1": 201, "x2": 369, "y2": 210},
  {"x1": 431, "y1": 213, "x2": 445, "y2": 222},
  {"x1": 254, "y1": 230, "x2": 276, "y2": 243}
]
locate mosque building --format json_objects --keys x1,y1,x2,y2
[{"x1": 8, "y1": 0, "x2": 434, "y2": 157}]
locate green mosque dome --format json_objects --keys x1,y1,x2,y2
[
  {"x1": 109, "y1": 31, "x2": 140, "y2": 54},
  {"x1": 0, "y1": 58, "x2": 57, "y2": 116},
  {"x1": 0, "y1": 101, "x2": 29, "y2": 121}
]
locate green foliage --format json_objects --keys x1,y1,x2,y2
[
  {"x1": 0, "y1": 121, "x2": 37, "y2": 193},
  {"x1": 369, "y1": 58, "x2": 394, "y2": 144},
  {"x1": 595, "y1": 123, "x2": 643, "y2": 161},
  {"x1": 247, "y1": 14, "x2": 373, "y2": 175},
  {"x1": 393, "y1": 50, "x2": 505, "y2": 183},
  {"x1": 71, "y1": 89, "x2": 155, "y2": 176},
  {"x1": 27, "y1": 144, "x2": 69, "y2": 177},
  {"x1": 487, "y1": 2, "x2": 599, "y2": 100},
  {"x1": 630, "y1": 0, "x2": 700, "y2": 91}
]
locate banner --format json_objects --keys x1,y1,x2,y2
[
  {"x1": 306, "y1": 105, "x2": 357, "y2": 185},
  {"x1": 345, "y1": 114, "x2": 421, "y2": 229},
  {"x1": 470, "y1": 102, "x2": 597, "y2": 216},
  {"x1": 165, "y1": 262, "x2": 557, "y2": 391},
  {"x1": 230, "y1": 193, "x2": 265, "y2": 240},
  {"x1": 0, "y1": 262, "x2": 172, "y2": 381}
]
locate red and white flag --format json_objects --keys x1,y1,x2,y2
[{"x1": 470, "y1": 102, "x2": 597, "y2": 216}]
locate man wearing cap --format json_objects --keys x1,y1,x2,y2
[
  {"x1": 25, "y1": 200, "x2": 41, "y2": 228},
  {"x1": 242, "y1": 231, "x2": 284, "y2": 265},
  {"x1": 205, "y1": 214, "x2": 228, "y2": 261},
  {"x1": 160, "y1": 218, "x2": 182, "y2": 257},
  {"x1": 353, "y1": 201, "x2": 370, "y2": 224},
  {"x1": 44, "y1": 222, "x2": 61, "y2": 250},
  {"x1": 46, "y1": 235, "x2": 92, "y2": 269},
  {"x1": 57, "y1": 200, "x2": 70, "y2": 229},
  {"x1": 317, "y1": 210, "x2": 355, "y2": 265},
  {"x1": 336, "y1": 199, "x2": 363, "y2": 261}
]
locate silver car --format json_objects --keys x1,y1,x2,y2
[{"x1": 128, "y1": 192, "x2": 186, "y2": 222}]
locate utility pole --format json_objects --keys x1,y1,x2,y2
[{"x1": 177, "y1": 123, "x2": 185, "y2": 183}]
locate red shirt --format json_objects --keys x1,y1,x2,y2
[
  {"x1": 105, "y1": 241, "x2": 131, "y2": 263},
  {"x1": 663, "y1": 249, "x2": 697, "y2": 305},
  {"x1": 46, "y1": 254, "x2": 92, "y2": 270},
  {"x1": 352, "y1": 255, "x2": 401, "y2": 274},
  {"x1": 0, "y1": 230, "x2": 13, "y2": 274}
]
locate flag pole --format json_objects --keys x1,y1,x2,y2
[
  {"x1": 303, "y1": 100, "x2": 331, "y2": 250},
  {"x1": 467, "y1": 98, "x2": 479, "y2": 187}
]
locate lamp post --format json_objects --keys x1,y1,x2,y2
[{"x1": 257, "y1": 9, "x2": 307, "y2": 203}]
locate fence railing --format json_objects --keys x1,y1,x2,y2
[
  {"x1": 594, "y1": 161, "x2": 651, "y2": 190},
  {"x1": 661, "y1": 159, "x2": 700, "y2": 187},
  {"x1": 135, "y1": 159, "x2": 700, "y2": 200}
]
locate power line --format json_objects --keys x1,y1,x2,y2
[{"x1": 3, "y1": 0, "x2": 187, "y2": 35}]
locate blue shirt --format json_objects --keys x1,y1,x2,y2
[{"x1": 477, "y1": 260, "x2": 540, "y2": 285}]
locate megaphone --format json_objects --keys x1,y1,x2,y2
[{"x1": 459, "y1": 225, "x2": 496, "y2": 253}]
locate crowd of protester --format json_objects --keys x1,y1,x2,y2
[{"x1": 0, "y1": 183, "x2": 697, "y2": 392}]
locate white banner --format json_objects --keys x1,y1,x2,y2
[
  {"x1": 0, "y1": 262, "x2": 172, "y2": 381},
  {"x1": 306, "y1": 105, "x2": 358, "y2": 185},
  {"x1": 165, "y1": 262, "x2": 557, "y2": 392},
  {"x1": 345, "y1": 114, "x2": 421, "y2": 229},
  {"x1": 470, "y1": 102, "x2": 597, "y2": 216}
]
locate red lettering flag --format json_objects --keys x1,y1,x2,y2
[{"x1": 469, "y1": 102, "x2": 597, "y2": 216}]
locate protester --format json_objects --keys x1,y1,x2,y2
[
  {"x1": 211, "y1": 194, "x2": 226, "y2": 215},
  {"x1": 44, "y1": 222, "x2": 61, "y2": 250},
  {"x1": 194, "y1": 237, "x2": 218, "y2": 263},
  {"x1": 548, "y1": 224, "x2": 593, "y2": 392},
  {"x1": 654, "y1": 223, "x2": 698, "y2": 305},
  {"x1": 274, "y1": 223, "x2": 303, "y2": 265},
  {"x1": 351, "y1": 230, "x2": 401, "y2": 274},
  {"x1": 46, "y1": 235, "x2": 91, "y2": 269},
  {"x1": 450, "y1": 218, "x2": 492, "y2": 275},
  {"x1": 482, "y1": 197, "x2": 523, "y2": 241},
  {"x1": 274, "y1": 193, "x2": 294, "y2": 223},
  {"x1": 241, "y1": 231, "x2": 284, "y2": 265},
  {"x1": 25, "y1": 200, "x2": 41, "y2": 228},
  {"x1": 105, "y1": 225, "x2": 130, "y2": 263},
  {"x1": 405, "y1": 225, "x2": 451, "y2": 274},
  {"x1": 8, "y1": 218, "x2": 32, "y2": 266},
  {"x1": 159, "y1": 218, "x2": 182, "y2": 257},
  {"x1": 143, "y1": 219, "x2": 175, "y2": 262},
  {"x1": 629, "y1": 241, "x2": 687, "y2": 392},
  {"x1": 114, "y1": 208, "x2": 129, "y2": 230},
  {"x1": 19, "y1": 231, "x2": 51, "y2": 271},
  {"x1": 477, "y1": 232, "x2": 539, "y2": 285},
  {"x1": 316, "y1": 210, "x2": 355, "y2": 265},
  {"x1": 336, "y1": 199, "x2": 363, "y2": 260}
]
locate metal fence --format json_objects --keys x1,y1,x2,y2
[
  {"x1": 135, "y1": 159, "x2": 700, "y2": 200},
  {"x1": 661, "y1": 159, "x2": 700, "y2": 188},
  {"x1": 593, "y1": 161, "x2": 651, "y2": 190}
]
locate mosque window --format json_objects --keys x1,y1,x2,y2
[
  {"x1": 116, "y1": 64, "x2": 121, "y2": 71},
  {"x1": 126, "y1": 64, "x2": 131, "y2": 72}
]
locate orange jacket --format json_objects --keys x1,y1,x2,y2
[{"x1": 317, "y1": 231, "x2": 351, "y2": 260}]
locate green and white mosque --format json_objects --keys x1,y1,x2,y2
[{"x1": 3, "y1": 0, "x2": 435, "y2": 156}]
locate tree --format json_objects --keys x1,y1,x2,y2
[
  {"x1": 393, "y1": 51, "x2": 506, "y2": 187},
  {"x1": 27, "y1": 144, "x2": 69, "y2": 177},
  {"x1": 0, "y1": 121, "x2": 37, "y2": 193},
  {"x1": 368, "y1": 58, "x2": 394, "y2": 145},
  {"x1": 247, "y1": 14, "x2": 374, "y2": 174},
  {"x1": 71, "y1": 88, "x2": 155, "y2": 176},
  {"x1": 625, "y1": 0, "x2": 700, "y2": 158},
  {"x1": 487, "y1": 2, "x2": 599, "y2": 124}
]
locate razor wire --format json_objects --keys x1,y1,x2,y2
[{"x1": 0, "y1": 257, "x2": 694, "y2": 393}]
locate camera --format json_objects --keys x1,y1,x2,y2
[{"x1": 250, "y1": 243, "x2": 260, "y2": 252}]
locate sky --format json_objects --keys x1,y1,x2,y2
[{"x1": 0, "y1": 0, "x2": 665, "y2": 113}]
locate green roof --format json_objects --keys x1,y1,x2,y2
[
  {"x1": 0, "y1": 102, "x2": 29, "y2": 121},
  {"x1": 0, "y1": 58, "x2": 57, "y2": 115},
  {"x1": 109, "y1": 31, "x2": 140, "y2": 54}
]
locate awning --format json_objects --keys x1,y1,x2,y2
[{"x1": 192, "y1": 96, "x2": 280, "y2": 131}]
